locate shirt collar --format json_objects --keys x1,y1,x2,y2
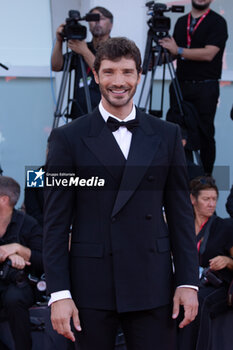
[{"x1": 99, "y1": 101, "x2": 136, "y2": 123}]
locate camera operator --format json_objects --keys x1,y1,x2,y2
[
  {"x1": 51, "y1": 6, "x2": 113, "y2": 119},
  {"x1": 159, "y1": 0, "x2": 228, "y2": 175},
  {"x1": 0, "y1": 176, "x2": 43, "y2": 350}
]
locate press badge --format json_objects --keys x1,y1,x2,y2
[{"x1": 79, "y1": 77, "x2": 92, "y2": 87}]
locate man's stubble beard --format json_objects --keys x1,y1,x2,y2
[
  {"x1": 98, "y1": 83, "x2": 137, "y2": 109},
  {"x1": 91, "y1": 26, "x2": 110, "y2": 38},
  {"x1": 192, "y1": 0, "x2": 210, "y2": 11}
]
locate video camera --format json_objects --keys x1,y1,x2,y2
[
  {"x1": 62, "y1": 10, "x2": 100, "y2": 41},
  {"x1": 201, "y1": 267, "x2": 223, "y2": 287},
  {"x1": 0, "y1": 259, "x2": 27, "y2": 286},
  {"x1": 145, "y1": 1, "x2": 184, "y2": 38},
  {"x1": 0, "y1": 259, "x2": 46, "y2": 292}
]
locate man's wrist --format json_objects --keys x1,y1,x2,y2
[
  {"x1": 178, "y1": 285, "x2": 199, "y2": 291},
  {"x1": 48, "y1": 290, "x2": 72, "y2": 306},
  {"x1": 177, "y1": 47, "x2": 184, "y2": 57}
]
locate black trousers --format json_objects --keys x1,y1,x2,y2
[
  {"x1": 0, "y1": 339, "x2": 10, "y2": 350},
  {"x1": 170, "y1": 80, "x2": 219, "y2": 175},
  {"x1": 0, "y1": 280, "x2": 34, "y2": 350},
  {"x1": 75, "y1": 304, "x2": 176, "y2": 350}
]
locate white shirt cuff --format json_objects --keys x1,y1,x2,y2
[
  {"x1": 48, "y1": 290, "x2": 72, "y2": 306},
  {"x1": 178, "y1": 285, "x2": 199, "y2": 291}
]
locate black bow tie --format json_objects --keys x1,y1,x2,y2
[{"x1": 107, "y1": 116, "x2": 139, "y2": 132}]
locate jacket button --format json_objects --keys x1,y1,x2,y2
[
  {"x1": 148, "y1": 175, "x2": 155, "y2": 182},
  {"x1": 145, "y1": 214, "x2": 152, "y2": 220}
]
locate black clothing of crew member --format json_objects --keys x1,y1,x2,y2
[
  {"x1": 65, "y1": 41, "x2": 101, "y2": 119},
  {"x1": 170, "y1": 10, "x2": 228, "y2": 174},
  {"x1": 174, "y1": 11, "x2": 227, "y2": 81},
  {"x1": 0, "y1": 210, "x2": 43, "y2": 350}
]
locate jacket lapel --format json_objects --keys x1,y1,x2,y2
[
  {"x1": 111, "y1": 109, "x2": 161, "y2": 217},
  {"x1": 82, "y1": 108, "x2": 126, "y2": 182}
]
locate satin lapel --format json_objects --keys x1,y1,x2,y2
[
  {"x1": 111, "y1": 110, "x2": 161, "y2": 217},
  {"x1": 82, "y1": 109, "x2": 126, "y2": 182}
]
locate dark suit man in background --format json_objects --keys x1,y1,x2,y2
[
  {"x1": 44, "y1": 37, "x2": 199, "y2": 350},
  {"x1": 160, "y1": 0, "x2": 228, "y2": 175}
]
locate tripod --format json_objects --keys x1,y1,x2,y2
[
  {"x1": 52, "y1": 49, "x2": 92, "y2": 129},
  {"x1": 138, "y1": 29, "x2": 204, "y2": 176},
  {"x1": 138, "y1": 29, "x2": 184, "y2": 118},
  {"x1": 0, "y1": 63, "x2": 8, "y2": 71}
]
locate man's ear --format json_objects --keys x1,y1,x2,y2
[
  {"x1": 0, "y1": 195, "x2": 10, "y2": 206},
  {"x1": 92, "y1": 69, "x2": 99, "y2": 84}
]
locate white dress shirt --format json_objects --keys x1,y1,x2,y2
[
  {"x1": 99, "y1": 100, "x2": 136, "y2": 159},
  {"x1": 48, "y1": 101, "x2": 197, "y2": 306}
]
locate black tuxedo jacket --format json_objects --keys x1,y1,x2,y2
[{"x1": 43, "y1": 107, "x2": 199, "y2": 312}]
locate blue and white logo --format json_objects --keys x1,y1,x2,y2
[{"x1": 26, "y1": 168, "x2": 45, "y2": 188}]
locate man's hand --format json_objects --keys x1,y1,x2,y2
[
  {"x1": 68, "y1": 40, "x2": 89, "y2": 56},
  {"x1": 209, "y1": 255, "x2": 233, "y2": 270},
  {"x1": 67, "y1": 40, "x2": 95, "y2": 69},
  {"x1": 172, "y1": 287, "x2": 198, "y2": 328},
  {"x1": 8, "y1": 253, "x2": 31, "y2": 269},
  {"x1": 0, "y1": 243, "x2": 18, "y2": 262},
  {"x1": 159, "y1": 37, "x2": 178, "y2": 56},
  {"x1": 56, "y1": 23, "x2": 65, "y2": 42},
  {"x1": 51, "y1": 299, "x2": 81, "y2": 342}
]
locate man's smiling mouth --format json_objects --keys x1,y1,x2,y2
[{"x1": 109, "y1": 89, "x2": 128, "y2": 94}]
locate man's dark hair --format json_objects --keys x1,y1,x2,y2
[
  {"x1": 90, "y1": 6, "x2": 113, "y2": 23},
  {"x1": 94, "y1": 37, "x2": 142, "y2": 74},
  {"x1": 190, "y1": 176, "x2": 219, "y2": 199},
  {"x1": 0, "y1": 176, "x2": 20, "y2": 207}
]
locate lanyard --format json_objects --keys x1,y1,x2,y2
[
  {"x1": 187, "y1": 9, "x2": 210, "y2": 48},
  {"x1": 197, "y1": 218, "x2": 209, "y2": 252}
]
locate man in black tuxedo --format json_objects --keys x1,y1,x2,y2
[{"x1": 43, "y1": 37, "x2": 199, "y2": 350}]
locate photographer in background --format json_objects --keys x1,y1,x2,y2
[
  {"x1": 177, "y1": 176, "x2": 233, "y2": 350},
  {"x1": 159, "y1": 0, "x2": 228, "y2": 175},
  {"x1": 52, "y1": 6, "x2": 113, "y2": 119},
  {"x1": 0, "y1": 176, "x2": 43, "y2": 350}
]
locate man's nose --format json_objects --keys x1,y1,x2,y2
[{"x1": 113, "y1": 73, "x2": 125, "y2": 85}]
